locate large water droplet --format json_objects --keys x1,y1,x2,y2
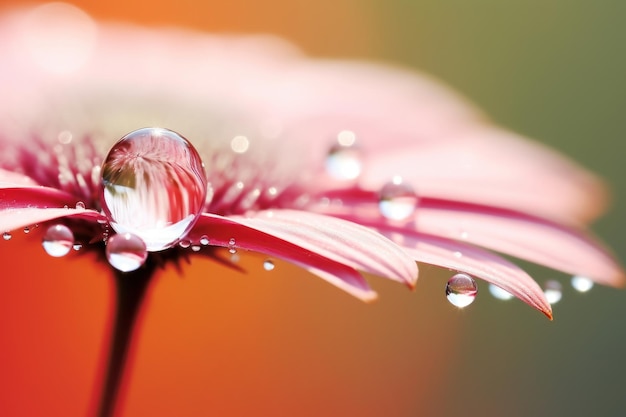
[
  {"x1": 42, "y1": 224, "x2": 74, "y2": 257},
  {"x1": 106, "y1": 233, "x2": 148, "y2": 272},
  {"x1": 378, "y1": 176, "x2": 418, "y2": 221},
  {"x1": 325, "y1": 131, "x2": 362, "y2": 180},
  {"x1": 100, "y1": 128, "x2": 208, "y2": 252},
  {"x1": 446, "y1": 273, "x2": 478, "y2": 308},
  {"x1": 488, "y1": 284, "x2": 514, "y2": 300},
  {"x1": 571, "y1": 275, "x2": 594, "y2": 293},
  {"x1": 543, "y1": 280, "x2": 562, "y2": 304}
]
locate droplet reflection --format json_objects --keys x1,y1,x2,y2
[
  {"x1": 42, "y1": 224, "x2": 74, "y2": 257},
  {"x1": 446, "y1": 273, "x2": 478, "y2": 308},
  {"x1": 571, "y1": 275, "x2": 594, "y2": 293},
  {"x1": 543, "y1": 280, "x2": 563, "y2": 304},
  {"x1": 106, "y1": 233, "x2": 148, "y2": 272},
  {"x1": 100, "y1": 128, "x2": 208, "y2": 252},
  {"x1": 378, "y1": 176, "x2": 418, "y2": 221}
]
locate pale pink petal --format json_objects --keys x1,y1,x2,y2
[
  {"x1": 0, "y1": 168, "x2": 39, "y2": 186},
  {"x1": 230, "y1": 210, "x2": 418, "y2": 288},
  {"x1": 189, "y1": 214, "x2": 378, "y2": 301},
  {"x1": 0, "y1": 207, "x2": 102, "y2": 232},
  {"x1": 387, "y1": 231, "x2": 552, "y2": 318},
  {"x1": 358, "y1": 126, "x2": 607, "y2": 222},
  {"x1": 313, "y1": 191, "x2": 623, "y2": 287},
  {"x1": 415, "y1": 199, "x2": 625, "y2": 287}
]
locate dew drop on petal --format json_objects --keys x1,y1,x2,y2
[
  {"x1": 191, "y1": 245, "x2": 201, "y2": 252},
  {"x1": 23, "y1": 226, "x2": 30, "y2": 234},
  {"x1": 75, "y1": 201, "x2": 86, "y2": 210},
  {"x1": 228, "y1": 238, "x2": 237, "y2": 254},
  {"x1": 446, "y1": 273, "x2": 478, "y2": 308},
  {"x1": 100, "y1": 128, "x2": 208, "y2": 252},
  {"x1": 199, "y1": 235, "x2": 210, "y2": 246},
  {"x1": 42, "y1": 224, "x2": 74, "y2": 257},
  {"x1": 2, "y1": 232, "x2": 11, "y2": 241},
  {"x1": 571, "y1": 275, "x2": 594, "y2": 293},
  {"x1": 543, "y1": 280, "x2": 563, "y2": 304},
  {"x1": 106, "y1": 233, "x2": 148, "y2": 272},
  {"x1": 488, "y1": 284, "x2": 514, "y2": 300},
  {"x1": 378, "y1": 176, "x2": 418, "y2": 221},
  {"x1": 73, "y1": 244, "x2": 82, "y2": 251},
  {"x1": 263, "y1": 259, "x2": 275, "y2": 271},
  {"x1": 325, "y1": 131, "x2": 362, "y2": 180},
  {"x1": 179, "y1": 239, "x2": 191, "y2": 249}
]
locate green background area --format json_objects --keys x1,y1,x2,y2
[{"x1": 372, "y1": 2, "x2": 626, "y2": 416}]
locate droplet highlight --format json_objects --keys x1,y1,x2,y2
[
  {"x1": 571, "y1": 275, "x2": 594, "y2": 293},
  {"x1": 488, "y1": 284, "x2": 514, "y2": 300},
  {"x1": 543, "y1": 280, "x2": 562, "y2": 304},
  {"x1": 199, "y1": 235, "x2": 210, "y2": 246},
  {"x1": 325, "y1": 131, "x2": 362, "y2": 180},
  {"x1": 446, "y1": 273, "x2": 478, "y2": 308},
  {"x1": 378, "y1": 176, "x2": 418, "y2": 221},
  {"x1": 263, "y1": 259, "x2": 275, "y2": 271},
  {"x1": 106, "y1": 233, "x2": 148, "y2": 272},
  {"x1": 42, "y1": 224, "x2": 74, "y2": 257},
  {"x1": 100, "y1": 128, "x2": 208, "y2": 252},
  {"x1": 75, "y1": 201, "x2": 85, "y2": 210},
  {"x1": 2, "y1": 232, "x2": 11, "y2": 241}
]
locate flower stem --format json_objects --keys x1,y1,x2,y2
[{"x1": 96, "y1": 259, "x2": 156, "y2": 417}]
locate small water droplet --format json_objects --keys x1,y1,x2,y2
[
  {"x1": 191, "y1": 245, "x2": 201, "y2": 252},
  {"x1": 230, "y1": 135, "x2": 250, "y2": 154},
  {"x1": 446, "y1": 273, "x2": 478, "y2": 308},
  {"x1": 571, "y1": 275, "x2": 594, "y2": 293},
  {"x1": 228, "y1": 238, "x2": 237, "y2": 254},
  {"x1": 488, "y1": 284, "x2": 513, "y2": 300},
  {"x1": 100, "y1": 128, "x2": 209, "y2": 252},
  {"x1": 42, "y1": 224, "x2": 74, "y2": 257},
  {"x1": 543, "y1": 280, "x2": 562, "y2": 304},
  {"x1": 106, "y1": 233, "x2": 148, "y2": 272},
  {"x1": 73, "y1": 243, "x2": 82, "y2": 251},
  {"x1": 453, "y1": 251, "x2": 463, "y2": 258},
  {"x1": 199, "y1": 235, "x2": 209, "y2": 246},
  {"x1": 325, "y1": 131, "x2": 362, "y2": 180},
  {"x1": 378, "y1": 176, "x2": 418, "y2": 221},
  {"x1": 23, "y1": 226, "x2": 30, "y2": 234},
  {"x1": 2, "y1": 232, "x2": 11, "y2": 241},
  {"x1": 179, "y1": 239, "x2": 191, "y2": 249},
  {"x1": 263, "y1": 259, "x2": 275, "y2": 271},
  {"x1": 75, "y1": 201, "x2": 85, "y2": 210}
]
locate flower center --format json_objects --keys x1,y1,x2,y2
[{"x1": 100, "y1": 128, "x2": 208, "y2": 252}]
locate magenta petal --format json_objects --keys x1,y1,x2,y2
[
  {"x1": 391, "y1": 232, "x2": 552, "y2": 318},
  {"x1": 0, "y1": 207, "x2": 102, "y2": 232},
  {"x1": 190, "y1": 213, "x2": 378, "y2": 301},
  {"x1": 232, "y1": 210, "x2": 418, "y2": 288},
  {"x1": 0, "y1": 186, "x2": 79, "y2": 209},
  {"x1": 417, "y1": 199, "x2": 625, "y2": 287}
]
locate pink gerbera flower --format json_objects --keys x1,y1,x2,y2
[{"x1": 0, "y1": 4, "x2": 623, "y2": 416}]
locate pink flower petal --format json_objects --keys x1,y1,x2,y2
[
  {"x1": 0, "y1": 168, "x2": 39, "y2": 186},
  {"x1": 232, "y1": 210, "x2": 418, "y2": 288},
  {"x1": 387, "y1": 231, "x2": 552, "y2": 318},
  {"x1": 189, "y1": 213, "x2": 378, "y2": 301},
  {"x1": 359, "y1": 126, "x2": 607, "y2": 222},
  {"x1": 313, "y1": 191, "x2": 624, "y2": 288},
  {"x1": 0, "y1": 207, "x2": 101, "y2": 232},
  {"x1": 415, "y1": 199, "x2": 625, "y2": 287},
  {"x1": 0, "y1": 186, "x2": 79, "y2": 209}
]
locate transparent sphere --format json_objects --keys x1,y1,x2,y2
[
  {"x1": 42, "y1": 224, "x2": 74, "y2": 257},
  {"x1": 100, "y1": 128, "x2": 208, "y2": 251},
  {"x1": 446, "y1": 273, "x2": 478, "y2": 308},
  {"x1": 106, "y1": 233, "x2": 148, "y2": 272}
]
